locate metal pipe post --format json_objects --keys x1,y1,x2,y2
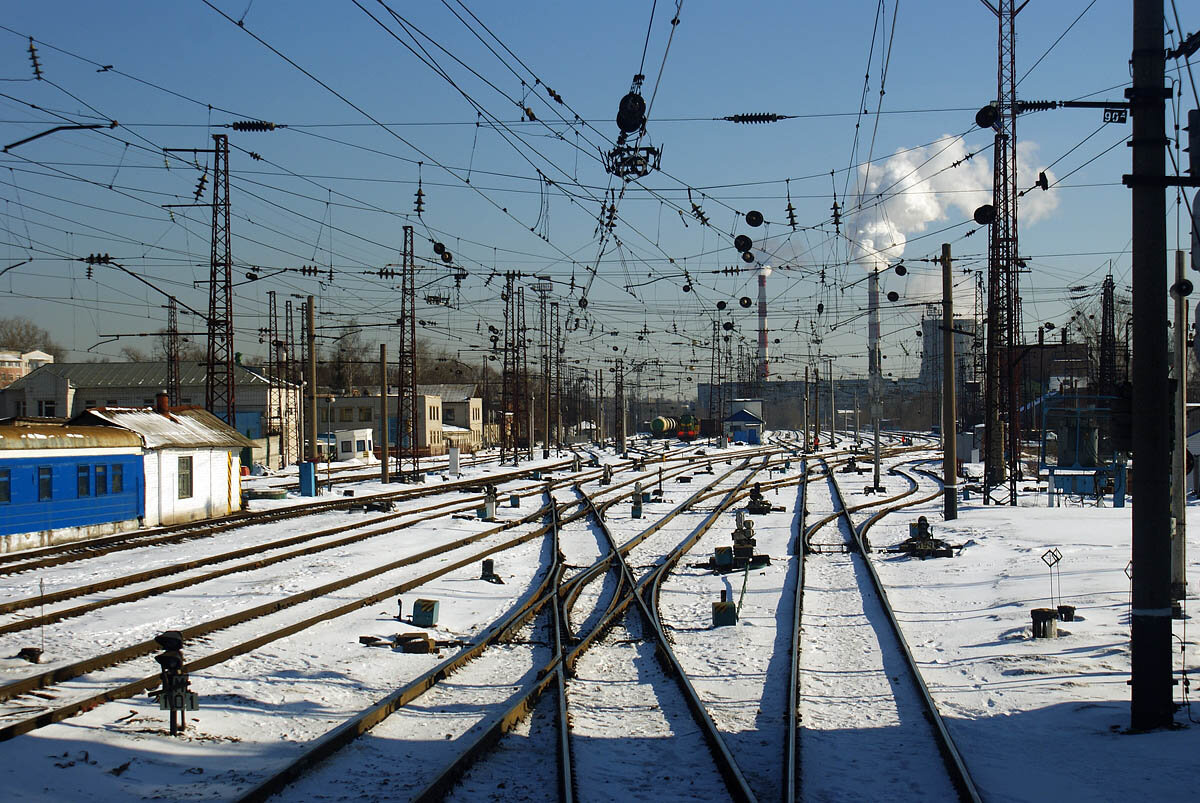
[
  {"x1": 1172, "y1": 250, "x2": 1187, "y2": 601},
  {"x1": 942, "y1": 243, "x2": 958, "y2": 519},
  {"x1": 379, "y1": 343, "x2": 389, "y2": 485},
  {"x1": 306, "y1": 296, "x2": 317, "y2": 464}
]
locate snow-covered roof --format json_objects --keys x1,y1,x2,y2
[
  {"x1": 71, "y1": 406, "x2": 256, "y2": 450},
  {"x1": 5, "y1": 361, "x2": 294, "y2": 391},
  {"x1": 0, "y1": 421, "x2": 141, "y2": 451},
  {"x1": 724, "y1": 409, "x2": 765, "y2": 424},
  {"x1": 416, "y1": 383, "x2": 477, "y2": 402}
]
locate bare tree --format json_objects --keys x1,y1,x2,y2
[{"x1": 0, "y1": 316, "x2": 64, "y2": 359}]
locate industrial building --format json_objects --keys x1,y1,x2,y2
[{"x1": 0, "y1": 394, "x2": 254, "y2": 551}]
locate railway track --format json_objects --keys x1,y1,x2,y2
[
  {"x1": 794, "y1": 456, "x2": 981, "y2": 801},
  {"x1": 0, "y1": 450, "x2": 755, "y2": 743},
  {"x1": 0, "y1": 436, "x2": 977, "y2": 801},
  {"x1": 221, "y1": 454, "x2": 767, "y2": 801}
]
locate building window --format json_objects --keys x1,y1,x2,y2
[
  {"x1": 355, "y1": 439, "x2": 366, "y2": 452},
  {"x1": 358, "y1": 406, "x2": 372, "y2": 422},
  {"x1": 95, "y1": 465, "x2": 108, "y2": 495},
  {"x1": 77, "y1": 465, "x2": 91, "y2": 497},
  {"x1": 38, "y1": 466, "x2": 52, "y2": 500},
  {"x1": 178, "y1": 456, "x2": 193, "y2": 499},
  {"x1": 84, "y1": 400, "x2": 97, "y2": 408},
  {"x1": 106, "y1": 399, "x2": 118, "y2": 406},
  {"x1": 340, "y1": 440, "x2": 351, "y2": 453},
  {"x1": 37, "y1": 399, "x2": 57, "y2": 417},
  {"x1": 319, "y1": 408, "x2": 329, "y2": 423},
  {"x1": 444, "y1": 408, "x2": 456, "y2": 423},
  {"x1": 112, "y1": 464, "x2": 124, "y2": 494},
  {"x1": 15, "y1": 401, "x2": 26, "y2": 416},
  {"x1": 0, "y1": 469, "x2": 9, "y2": 503},
  {"x1": 339, "y1": 407, "x2": 353, "y2": 422}
]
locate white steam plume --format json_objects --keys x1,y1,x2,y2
[{"x1": 849, "y1": 135, "x2": 1058, "y2": 272}]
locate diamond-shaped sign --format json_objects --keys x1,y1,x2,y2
[
  {"x1": 1124, "y1": 560, "x2": 1133, "y2": 580},
  {"x1": 1041, "y1": 548, "x2": 1062, "y2": 568}
]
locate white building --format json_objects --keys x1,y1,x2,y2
[
  {"x1": 73, "y1": 395, "x2": 256, "y2": 527},
  {"x1": 0, "y1": 349, "x2": 54, "y2": 389}
]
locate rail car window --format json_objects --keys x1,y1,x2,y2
[
  {"x1": 178, "y1": 456, "x2": 193, "y2": 499},
  {"x1": 0, "y1": 469, "x2": 9, "y2": 503},
  {"x1": 112, "y1": 464, "x2": 124, "y2": 494},
  {"x1": 356, "y1": 439, "x2": 366, "y2": 452},
  {"x1": 340, "y1": 440, "x2": 351, "y2": 453},
  {"x1": 38, "y1": 466, "x2": 51, "y2": 500},
  {"x1": 77, "y1": 465, "x2": 91, "y2": 497},
  {"x1": 95, "y1": 465, "x2": 108, "y2": 496}
]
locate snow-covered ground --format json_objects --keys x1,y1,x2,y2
[{"x1": 0, "y1": 439, "x2": 1197, "y2": 802}]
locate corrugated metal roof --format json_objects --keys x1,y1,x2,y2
[
  {"x1": 4, "y1": 362, "x2": 289, "y2": 391},
  {"x1": 0, "y1": 422, "x2": 142, "y2": 450},
  {"x1": 72, "y1": 406, "x2": 256, "y2": 450},
  {"x1": 416, "y1": 383, "x2": 476, "y2": 402}
]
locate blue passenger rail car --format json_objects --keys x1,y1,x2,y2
[{"x1": 0, "y1": 421, "x2": 144, "y2": 550}]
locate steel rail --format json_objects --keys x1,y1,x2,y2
[
  {"x1": 784, "y1": 458, "x2": 810, "y2": 802},
  {"x1": 0, "y1": 457, "x2": 581, "y2": 573},
  {"x1": 637, "y1": 459, "x2": 763, "y2": 803},
  {"x1": 0, "y1": 461, "x2": 649, "y2": 627},
  {"x1": 0, "y1": 501, "x2": 557, "y2": 718},
  {"x1": 237, "y1": 485, "x2": 643, "y2": 803}
]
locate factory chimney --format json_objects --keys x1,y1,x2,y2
[{"x1": 757, "y1": 265, "x2": 770, "y2": 382}]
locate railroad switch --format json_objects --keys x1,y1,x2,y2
[
  {"x1": 601, "y1": 465, "x2": 613, "y2": 485},
  {"x1": 481, "y1": 559, "x2": 504, "y2": 584},
  {"x1": 363, "y1": 500, "x2": 395, "y2": 513},
  {"x1": 478, "y1": 485, "x2": 498, "y2": 520},
  {"x1": 509, "y1": 494, "x2": 521, "y2": 508},
  {"x1": 148, "y1": 630, "x2": 197, "y2": 736},
  {"x1": 708, "y1": 516, "x2": 770, "y2": 573},
  {"x1": 17, "y1": 647, "x2": 42, "y2": 663},
  {"x1": 572, "y1": 455, "x2": 582, "y2": 472},
  {"x1": 885, "y1": 516, "x2": 962, "y2": 559},
  {"x1": 839, "y1": 458, "x2": 867, "y2": 475},
  {"x1": 746, "y1": 483, "x2": 773, "y2": 515}
]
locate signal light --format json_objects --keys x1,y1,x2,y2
[
  {"x1": 895, "y1": 265, "x2": 907, "y2": 276},
  {"x1": 975, "y1": 104, "x2": 999, "y2": 129},
  {"x1": 734, "y1": 234, "x2": 752, "y2": 253}
]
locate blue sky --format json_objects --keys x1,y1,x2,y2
[{"x1": 0, "y1": 1, "x2": 1188, "y2": 394}]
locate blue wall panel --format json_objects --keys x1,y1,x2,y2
[{"x1": 0, "y1": 453, "x2": 144, "y2": 537}]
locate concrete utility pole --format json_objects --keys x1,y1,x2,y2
[
  {"x1": 869, "y1": 268, "x2": 882, "y2": 490},
  {"x1": 379, "y1": 343, "x2": 389, "y2": 485},
  {"x1": 813, "y1": 366, "x2": 820, "y2": 449},
  {"x1": 1127, "y1": 0, "x2": 1173, "y2": 731},
  {"x1": 306, "y1": 296, "x2": 317, "y2": 464},
  {"x1": 803, "y1": 366, "x2": 810, "y2": 451},
  {"x1": 941, "y1": 243, "x2": 958, "y2": 520},
  {"x1": 1172, "y1": 250, "x2": 1187, "y2": 603}
]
